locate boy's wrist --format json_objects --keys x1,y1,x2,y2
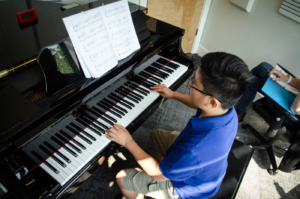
[
  {"x1": 171, "y1": 92, "x2": 177, "y2": 99},
  {"x1": 125, "y1": 138, "x2": 135, "y2": 149}
]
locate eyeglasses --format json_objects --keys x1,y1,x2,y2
[{"x1": 189, "y1": 77, "x2": 223, "y2": 103}]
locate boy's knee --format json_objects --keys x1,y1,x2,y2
[{"x1": 116, "y1": 169, "x2": 128, "y2": 188}]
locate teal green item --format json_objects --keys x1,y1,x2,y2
[{"x1": 262, "y1": 78, "x2": 296, "y2": 115}]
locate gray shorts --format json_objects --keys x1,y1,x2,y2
[{"x1": 123, "y1": 129, "x2": 180, "y2": 199}]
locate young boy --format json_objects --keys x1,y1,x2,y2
[{"x1": 105, "y1": 52, "x2": 252, "y2": 199}]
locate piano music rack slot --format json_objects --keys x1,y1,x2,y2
[{"x1": 26, "y1": 89, "x2": 47, "y2": 104}]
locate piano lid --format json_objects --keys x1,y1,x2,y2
[{"x1": 0, "y1": 0, "x2": 147, "y2": 73}]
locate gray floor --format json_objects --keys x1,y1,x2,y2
[{"x1": 68, "y1": 58, "x2": 300, "y2": 199}]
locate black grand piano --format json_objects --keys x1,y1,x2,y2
[{"x1": 0, "y1": 1, "x2": 194, "y2": 198}]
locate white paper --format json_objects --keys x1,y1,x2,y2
[
  {"x1": 63, "y1": 8, "x2": 118, "y2": 78},
  {"x1": 270, "y1": 64, "x2": 300, "y2": 95},
  {"x1": 73, "y1": 43, "x2": 92, "y2": 78},
  {"x1": 101, "y1": 0, "x2": 140, "y2": 60}
]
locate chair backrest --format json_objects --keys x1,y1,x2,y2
[{"x1": 210, "y1": 139, "x2": 253, "y2": 199}]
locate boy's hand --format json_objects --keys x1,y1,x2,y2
[
  {"x1": 150, "y1": 84, "x2": 175, "y2": 99},
  {"x1": 269, "y1": 69, "x2": 289, "y2": 82},
  {"x1": 105, "y1": 124, "x2": 134, "y2": 148}
]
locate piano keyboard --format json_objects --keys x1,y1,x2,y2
[{"x1": 22, "y1": 55, "x2": 188, "y2": 186}]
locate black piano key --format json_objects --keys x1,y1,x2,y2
[
  {"x1": 91, "y1": 106, "x2": 118, "y2": 123},
  {"x1": 103, "y1": 99, "x2": 128, "y2": 113},
  {"x1": 51, "y1": 136, "x2": 78, "y2": 157},
  {"x1": 66, "y1": 125, "x2": 93, "y2": 145},
  {"x1": 44, "y1": 141, "x2": 71, "y2": 163},
  {"x1": 131, "y1": 78, "x2": 151, "y2": 89},
  {"x1": 126, "y1": 84, "x2": 148, "y2": 96},
  {"x1": 136, "y1": 75, "x2": 161, "y2": 86},
  {"x1": 147, "y1": 67, "x2": 169, "y2": 78},
  {"x1": 108, "y1": 95, "x2": 132, "y2": 109},
  {"x1": 119, "y1": 85, "x2": 144, "y2": 99},
  {"x1": 115, "y1": 89, "x2": 140, "y2": 103},
  {"x1": 32, "y1": 150, "x2": 59, "y2": 174},
  {"x1": 117, "y1": 87, "x2": 142, "y2": 101},
  {"x1": 35, "y1": 139, "x2": 67, "y2": 167},
  {"x1": 135, "y1": 76, "x2": 157, "y2": 86},
  {"x1": 39, "y1": 145, "x2": 66, "y2": 168},
  {"x1": 100, "y1": 100, "x2": 125, "y2": 116},
  {"x1": 152, "y1": 63, "x2": 174, "y2": 73},
  {"x1": 55, "y1": 133, "x2": 82, "y2": 154},
  {"x1": 139, "y1": 72, "x2": 162, "y2": 83},
  {"x1": 136, "y1": 76, "x2": 157, "y2": 87},
  {"x1": 115, "y1": 88, "x2": 141, "y2": 103},
  {"x1": 72, "y1": 118, "x2": 101, "y2": 138},
  {"x1": 167, "y1": 62, "x2": 180, "y2": 69},
  {"x1": 89, "y1": 108, "x2": 114, "y2": 125},
  {"x1": 79, "y1": 127, "x2": 98, "y2": 140},
  {"x1": 127, "y1": 81, "x2": 150, "y2": 93},
  {"x1": 75, "y1": 117, "x2": 102, "y2": 135},
  {"x1": 97, "y1": 103, "x2": 123, "y2": 118},
  {"x1": 156, "y1": 58, "x2": 179, "y2": 69},
  {"x1": 145, "y1": 67, "x2": 167, "y2": 78},
  {"x1": 78, "y1": 116, "x2": 105, "y2": 134},
  {"x1": 141, "y1": 71, "x2": 164, "y2": 82},
  {"x1": 34, "y1": 139, "x2": 67, "y2": 167},
  {"x1": 120, "y1": 86, "x2": 144, "y2": 99},
  {"x1": 60, "y1": 130, "x2": 86, "y2": 150},
  {"x1": 148, "y1": 66, "x2": 170, "y2": 77},
  {"x1": 82, "y1": 113, "x2": 108, "y2": 130},
  {"x1": 111, "y1": 94, "x2": 135, "y2": 108}
]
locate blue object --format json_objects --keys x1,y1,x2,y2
[
  {"x1": 262, "y1": 78, "x2": 296, "y2": 116},
  {"x1": 159, "y1": 108, "x2": 238, "y2": 199}
]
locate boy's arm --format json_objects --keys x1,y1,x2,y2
[
  {"x1": 106, "y1": 124, "x2": 169, "y2": 181},
  {"x1": 151, "y1": 84, "x2": 198, "y2": 109}
]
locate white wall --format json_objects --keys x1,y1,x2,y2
[
  {"x1": 128, "y1": 0, "x2": 147, "y2": 8},
  {"x1": 198, "y1": 0, "x2": 300, "y2": 77}
]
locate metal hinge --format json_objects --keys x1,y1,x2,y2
[{"x1": 195, "y1": 28, "x2": 198, "y2": 36}]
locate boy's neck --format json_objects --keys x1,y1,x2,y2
[{"x1": 198, "y1": 108, "x2": 229, "y2": 118}]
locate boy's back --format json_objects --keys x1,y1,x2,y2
[{"x1": 159, "y1": 108, "x2": 238, "y2": 198}]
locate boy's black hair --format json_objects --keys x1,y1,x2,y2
[{"x1": 198, "y1": 52, "x2": 252, "y2": 109}]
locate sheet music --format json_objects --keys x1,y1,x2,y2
[
  {"x1": 63, "y1": 8, "x2": 118, "y2": 78},
  {"x1": 101, "y1": 0, "x2": 140, "y2": 60}
]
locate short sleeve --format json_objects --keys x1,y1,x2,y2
[{"x1": 159, "y1": 145, "x2": 201, "y2": 181}]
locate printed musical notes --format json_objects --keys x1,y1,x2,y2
[
  {"x1": 101, "y1": 0, "x2": 140, "y2": 60},
  {"x1": 63, "y1": 0, "x2": 140, "y2": 78}
]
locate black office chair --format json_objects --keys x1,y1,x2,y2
[{"x1": 242, "y1": 64, "x2": 300, "y2": 175}]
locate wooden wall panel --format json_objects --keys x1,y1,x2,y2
[{"x1": 147, "y1": 0, "x2": 204, "y2": 53}]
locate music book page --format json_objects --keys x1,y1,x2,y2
[
  {"x1": 63, "y1": 0, "x2": 140, "y2": 78},
  {"x1": 101, "y1": 0, "x2": 140, "y2": 60}
]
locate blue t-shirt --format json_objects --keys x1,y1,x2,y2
[{"x1": 159, "y1": 108, "x2": 238, "y2": 199}]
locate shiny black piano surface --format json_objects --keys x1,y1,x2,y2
[{"x1": 0, "y1": 1, "x2": 194, "y2": 198}]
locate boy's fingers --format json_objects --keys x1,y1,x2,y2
[
  {"x1": 108, "y1": 127, "x2": 117, "y2": 134},
  {"x1": 113, "y1": 124, "x2": 121, "y2": 130}
]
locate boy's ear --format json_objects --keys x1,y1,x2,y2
[{"x1": 205, "y1": 97, "x2": 218, "y2": 108}]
